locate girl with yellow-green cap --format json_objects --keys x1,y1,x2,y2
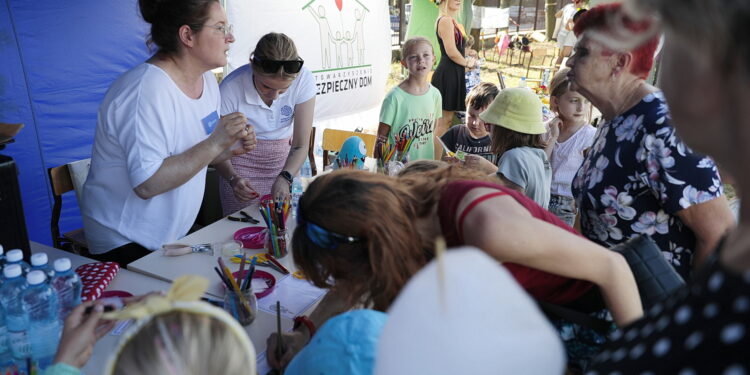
[{"x1": 464, "y1": 87, "x2": 552, "y2": 208}]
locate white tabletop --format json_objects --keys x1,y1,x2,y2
[
  {"x1": 127, "y1": 205, "x2": 318, "y2": 372},
  {"x1": 31, "y1": 241, "x2": 172, "y2": 375}
]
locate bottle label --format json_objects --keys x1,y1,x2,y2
[
  {"x1": 8, "y1": 330, "x2": 31, "y2": 358},
  {"x1": 0, "y1": 326, "x2": 7, "y2": 353}
]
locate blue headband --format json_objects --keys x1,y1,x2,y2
[{"x1": 297, "y1": 203, "x2": 361, "y2": 250}]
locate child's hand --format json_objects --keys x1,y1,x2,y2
[
  {"x1": 54, "y1": 302, "x2": 116, "y2": 369},
  {"x1": 546, "y1": 117, "x2": 562, "y2": 143},
  {"x1": 266, "y1": 330, "x2": 308, "y2": 370}
]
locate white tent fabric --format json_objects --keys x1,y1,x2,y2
[{"x1": 375, "y1": 247, "x2": 566, "y2": 375}]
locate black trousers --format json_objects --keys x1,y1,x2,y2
[{"x1": 88, "y1": 242, "x2": 151, "y2": 268}]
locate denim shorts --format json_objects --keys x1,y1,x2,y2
[{"x1": 549, "y1": 194, "x2": 576, "y2": 227}]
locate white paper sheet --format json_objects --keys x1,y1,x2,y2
[{"x1": 257, "y1": 275, "x2": 326, "y2": 319}]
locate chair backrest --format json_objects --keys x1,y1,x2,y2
[
  {"x1": 67, "y1": 158, "x2": 91, "y2": 204},
  {"x1": 48, "y1": 158, "x2": 91, "y2": 249},
  {"x1": 321, "y1": 129, "x2": 377, "y2": 170},
  {"x1": 308, "y1": 126, "x2": 318, "y2": 176}
]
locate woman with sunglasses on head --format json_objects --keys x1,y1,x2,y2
[
  {"x1": 81, "y1": 0, "x2": 256, "y2": 264},
  {"x1": 216, "y1": 32, "x2": 316, "y2": 213},
  {"x1": 266, "y1": 167, "x2": 643, "y2": 370}
]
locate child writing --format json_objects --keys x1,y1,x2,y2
[
  {"x1": 440, "y1": 82, "x2": 498, "y2": 165},
  {"x1": 377, "y1": 37, "x2": 443, "y2": 161},
  {"x1": 466, "y1": 87, "x2": 552, "y2": 208},
  {"x1": 545, "y1": 68, "x2": 596, "y2": 226}
]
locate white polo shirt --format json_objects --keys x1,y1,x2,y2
[
  {"x1": 219, "y1": 64, "x2": 316, "y2": 140},
  {"x1": 81, "y1": 63, "x2": 220, "y2": 253}
]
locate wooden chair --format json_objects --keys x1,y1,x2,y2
[
  {"x1": 525, "y1": 47, "x2": 556, "y2": 79},
  {"x1": 321, "y1": 129, "x2": 377, "y2": 171},
  {"x1": 308, "y1": 126, "x2": 318, "y2": 176},
  {"x1": 497, "y1": 70, "x2": 507, "y2": 90},
  {"x1": 48, "y1": 159, "x2": 90, "y2": 253}
]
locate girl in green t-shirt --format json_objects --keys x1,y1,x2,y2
[{"x1": 376, "y1": 37, "x2": 443, "y2": 162}]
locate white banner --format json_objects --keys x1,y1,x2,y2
[
  {"x1": 471, "y1": 6, "x2": 509, "y2": 29},
  {"x1": 225, "y1": 0, "x2": 391, "y2": 126}
]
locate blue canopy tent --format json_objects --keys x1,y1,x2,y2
[{"x1": 0, "y1": 0, "x2": 150, "y2": 246}]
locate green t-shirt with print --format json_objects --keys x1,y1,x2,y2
[{"x1": 379, "y1": 85, "x2": 442, "y2": 161}]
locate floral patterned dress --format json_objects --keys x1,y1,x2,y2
[{"x1": 573, "y1": 92, "x2": 723, "y2": 279}]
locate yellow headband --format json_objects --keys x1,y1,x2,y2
[{"x1": 102, "y1": 276, "x2": 256, "y2": 375}]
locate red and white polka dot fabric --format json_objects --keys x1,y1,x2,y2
[{"x1": 75, "y1": 262, "x2": 120, "y2": 301}]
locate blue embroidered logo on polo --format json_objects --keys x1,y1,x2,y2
[{"x1": 280, "y1": 105, "x2": 294, "y2": 124}]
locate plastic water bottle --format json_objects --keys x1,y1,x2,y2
[
  {"x1": 0, "y1": 304, "x2": 14, "y2": 374},
  {"x1": 30, "y1": 253, "x2": 55, "y2": 282},
  {"x1": 5, "y1": 250, "x2": 30, "y2": 276},
  {"x1": 518, "y1": 76, "x2": 527, "y2": 88},
  {"x1": 1, "y1": 264, "x2": 30, "y2": 372},
  {"x1": 301, "y1": 159, "x2": 312, "y2": 178},
  {"x1": 0, "y1": 244, "x2": 6, "y2": 268},
  {"x1": 291, "y1": 178, "x2": 304, "y2": 219},
  {"x1": 22, "y1": 271, "x2": 61, "y2": 371},
  {"x1": 51, "y1": 258, "x2": 82, "y2": 319}
]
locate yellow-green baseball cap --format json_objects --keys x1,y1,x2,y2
[{"x1": 479, "y1": 87, "x2": 545, "y2": 135}]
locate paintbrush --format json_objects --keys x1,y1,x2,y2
[{"x1": 275, "y1": 301, "x2": 284, "y2": 367}]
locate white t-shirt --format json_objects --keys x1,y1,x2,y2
[
  {"x1": 219, "y1": 64, "x2": 316, "y2": 140},
  {"x1": 550, "y1": 125, "x2": 596, "y2": 197},
  {"x1": 81, "y1": 63, "x2": 220, "y2": 253},
  {"x1": 556, "y1": 3, "x2": 578, "y2": 49}
]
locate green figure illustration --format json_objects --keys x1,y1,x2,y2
[
  {"x1": 308, "y1": 5, "x2": 333, "y2": 69},
  {"x1": 354, "y1": 8, "x2": 366, "y2": 65},
  {"x1": 345, "y1": 31, "x2": 355, "y2": 66},
  {"x1": 333, "y1": 31, "x2": 344, "y2": 68}
]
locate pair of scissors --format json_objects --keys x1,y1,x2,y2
[{"x1": 227, "y1": 210, "x2": 260, "y2": 224}]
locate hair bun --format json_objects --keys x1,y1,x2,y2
[{"x1": 138, "y1": 0, "x2": 168, "y2": 24}]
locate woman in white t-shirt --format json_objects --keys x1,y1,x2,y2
[
  {"x1": 216, "y1": 33, "x2": 316, "y2": 214},
  {"x1": 544, "y1": 68, "x2": 596, "y2": 227},
  {"x1": 555, "y1": 0, "x2": 585, "y2": 68},
  {"x1": 81, "y1": 0, "x2": 256, "y2": 264}
]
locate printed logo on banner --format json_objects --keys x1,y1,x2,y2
[{"x1": 302, "y1": 0, "x2": 374, "y2": 96}]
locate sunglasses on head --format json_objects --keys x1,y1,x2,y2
[{"x1": 252, "y1": 55, "x2": 304, "y2": 74}]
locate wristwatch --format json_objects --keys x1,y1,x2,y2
[{"x1": 278, "y1": 170, "x2": 294, "y2": 186}]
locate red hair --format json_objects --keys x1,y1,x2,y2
[{"x1": 573, "y1": 3, "x2": 659, "y2": 79}]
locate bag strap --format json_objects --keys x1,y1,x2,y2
[{"x1": 536, "y1": 300, "x2": 613, "y2": 334}]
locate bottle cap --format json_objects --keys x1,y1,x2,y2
[
  {"x1": 3, "y1": 264, "x2": 22, "y2": 279},
  {"x1": 54, "y1": 258, "x2": 72, "y2": 272},
  {"x1": 6, "y1": 249, "x2": 23, "y2": 263},
  {"x1": 31, "y1": 253, "x2": 48, "y2": 267},
  {"x1": 26, "y1": 270, "x2": 46, "y2": 285}
]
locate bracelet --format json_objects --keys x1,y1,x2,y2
[
  {"x1": 293, "y1": 315, "x2": 316, "y2": 339},
  {"x1": 227, "y1": 175, "x2": 238, "y2": 186}
]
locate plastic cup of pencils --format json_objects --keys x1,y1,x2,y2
[
  {"x1": 264, "y1": 228, "x2": 289, "y2": 259},
  {"x1": 223, "y1": 288, "x2": 257, "y2": 326}
]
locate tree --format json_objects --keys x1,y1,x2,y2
[{"x1": 545, "y1": 0, "x2": 557, "y2": 40}]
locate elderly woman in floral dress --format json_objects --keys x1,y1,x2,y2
[{"x1": 566, "y1": 4, "x2": 735, "y2": 280}]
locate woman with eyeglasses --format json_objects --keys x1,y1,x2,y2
[
  {"x1": 266, "y1": 167, "x2": 643, "y2": 370},
  {"x1": 81, "y1": 0, "x2": 255, "y2": 264},
  {"x1": 216, "y1": 32, "x2": 316, "y2": 213}
]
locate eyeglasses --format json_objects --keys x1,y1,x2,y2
[
  {"x1": 252, "y1": 55, "x2": 304, "y2": 74},
  {"x1": 206, "y1": 23, "x2": 233, "y2": 37}
]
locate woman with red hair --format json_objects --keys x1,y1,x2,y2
[{"x1": 566, "y1": 3, "x2": 734, "y2": 281}]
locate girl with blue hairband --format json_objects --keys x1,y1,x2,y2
[{"x1": 266, "y1": 167, "x2": 644, "y2": 370}]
